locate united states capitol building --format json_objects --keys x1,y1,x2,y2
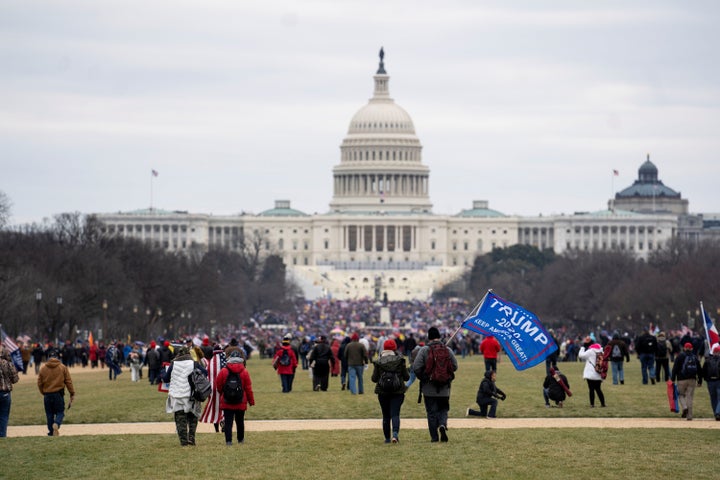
[{"x1": 96, "y1": 52, "x2": 718, "y2": 300}]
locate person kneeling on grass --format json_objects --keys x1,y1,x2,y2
[
  {"x1": 543, "y1": 367, "x2": 571, "y2": 407},
  {"x1": 467, "y1": 370, "x2": 505, "y2": 418}
]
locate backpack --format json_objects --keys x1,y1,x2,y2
[
  {"x1": 681, "y1": 353, "x2": 698, "y2": 378},
  {"x1": 188, "y1": 368, "x2": 211, "y2": 402},
  {"x1": 222, "y1": 368, "x2": 244, "y2": 404},
  {"x1": 278, "y1": 348, "x2": 291, "y2": 367},
  {"x1": 424, "y1": 343, "x2": 455, "y2": 387},
  {"x1": 656, "y1": 341, "x2": 668, "y2": 358},
  {"x1": 594, "y1": 351, "x2": 608, "y2": 379},
  {"x1": 611, "y1": 344, "x2": 621, "y2": 360},
  {"x1": 706, "y1": 356, "x2": 720, "y2": 380},
  {"x1": 378, "y1": 369, "x2": 403, "y2": 393}
]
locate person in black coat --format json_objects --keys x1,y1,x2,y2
[{"x1": 467, "y1": 370, "x2": 506, "y2": 418}]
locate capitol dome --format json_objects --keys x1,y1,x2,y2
[{"x1": 329, "y1": 49, "x2": 432, "y2": 214}]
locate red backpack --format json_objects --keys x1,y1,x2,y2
[{"x1": 424, "y1": 343, "x2": 455, "y2": 388}]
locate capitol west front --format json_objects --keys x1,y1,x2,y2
[{"x1": 97, "y1": 53, "x2": 690, "y2": 300}]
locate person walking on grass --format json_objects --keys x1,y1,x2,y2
[
  {"x1": 371, "y1": 339, "x2": 409, "y2": 444},
  {"x1": 37, "y1": 349, "x2": 75, "y2": 437},
  {"x1": 344, "y1": 332, "x2": 369, "y2": 395},
  {"x1": 413, "y1": 327, "x2": 458, "y2": 443},
  {"x1": 579, "y1": 341, "x2": 606, "y2": 408},
  {"x1": 672, "y1": 342, "x2": 701, "y2": 420},
  {"x1": 702, "y1": 343, "x2": 720, "y2": 421},
  {"x1": 606, "y1": 332, "x2": 630, "y2": 385},
  {"x1": 163, "y1": 346, "x2": 207, "y2": 446},
  {"x1": 215, "y1": 350, "x2": 254, "y2": 446},
  {"x1": 272, "y1": 334, "x2": 298, "y2": 393},
  {"x1": 0, "y1": 348, "x2": 20, "y2": 437}
]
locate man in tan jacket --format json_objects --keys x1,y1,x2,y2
[{"x1": 37, "y1": 348, "x2": 75, "y2": 436}]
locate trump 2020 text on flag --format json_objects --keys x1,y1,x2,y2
[{"x1": 462, "y1": 292, "x2": 557, "y2": 371}]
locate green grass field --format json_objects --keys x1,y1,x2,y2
[{"x1": 3, "y1": 355, "x2": 716, "y2": 479}]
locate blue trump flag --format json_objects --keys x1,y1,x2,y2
[{"x1": 462, "y1": 291, "x2": 557, "y2": 371}]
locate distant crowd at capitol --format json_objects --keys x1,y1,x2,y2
[{"x1": 11, "y1": 297, "x2": 709, "y2": 374}]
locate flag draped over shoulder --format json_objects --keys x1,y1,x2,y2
[
  {"x1": 1, "y1": 327, "x2": 24, "y2": 372},
  {"x1": 701, "y1": 302, "x2": 720, "y2": 347},
  {"x1": 200, "y1": 349, "x2": 226, "y2": 424},
  {"x1": 461, "y1": 291, "x2": 557, "y2": 371}
]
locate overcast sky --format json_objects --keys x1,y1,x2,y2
[{"x1": 2, "y1": 0, "x2": 718, "y2": 225}]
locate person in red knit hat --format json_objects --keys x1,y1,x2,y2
[{"x1": 371, "y1": 339, "x2": 409, "y2": 443}]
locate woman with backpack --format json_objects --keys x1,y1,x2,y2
[
  {"x1": 162, "y1": 346, "x2": 208, "y2": 446},
  {"x1": 215, "y1": 350, "x2": 255, "y2": 445},
  {"x1": 272, "y1": 334, "x2": 298, "y2": 393},
  {"x1": 371, "y1": 339, "x2": 409, "y2": 444},
  {"x1": 579, "y1": 340, "x2": 606, "y2": 408}
]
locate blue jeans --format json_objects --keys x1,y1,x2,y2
[
  {"x1": 422, "y1": 395, "x2": 449, "y2": 441},
  {"x1": 0, "y1": 391, "x2": 11, "y2": 437},
  {"x1": 280, "y1": 373, "x2": 294, "y2": 393},
  {"x1": 405, "y1": 369, "x2": 417, "y2": 388},
  {"x1": 639, "y1": 354, "x2": 655, "y2": 384},
  {"x1": 611, "y1": 360, "x2": 624, "y2": 384},
  {"x1": 378, "y1": 393, "x2": 405, "y2": 440},
  {"x1": 43, "y1": 392, "x2": 65, "y2": 436},
  {"x1": 348, "y1": 365, "x2": 364, "y2": 394},
  {"x1": 707, "y1": 379, "x2": 720, "y2": 417}
]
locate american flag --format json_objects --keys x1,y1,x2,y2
[
  {"x1": 199, "y1": 349, "x2": 226, "y2": 425},
  {"x1": 702, "y1": 302, "x2": 720, "y2": 347},
  {"x1": 1, "y1": 327, "x2": 24, "y2": 372}
]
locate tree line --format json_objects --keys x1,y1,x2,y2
[
  {"x1": 0, "y1": 211, "x2": 298, "y2": 344},
  {"x1": 439, "y1": 240, "x2": 720, "y2": 336}
]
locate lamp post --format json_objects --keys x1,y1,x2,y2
[
  {"x1": 55, "y1": 296, "x2": 63, "y2": 346},
  {"x1": 102, "y1": 299, "x2": 108, "y2": 342},
  {"x1": 35, "y1": 289, "x2": 42, "y2": 340}
]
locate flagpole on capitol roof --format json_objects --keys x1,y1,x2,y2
[
  {"x1": 150, "y1": 169, "x2": 158, "y2": 211},
  {"x1": 445, "y1": 289, "x2": 492, "y2": 346}
]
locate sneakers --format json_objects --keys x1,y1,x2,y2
[
  {"x1": 439, "y1": 425, "x2": 448, "y2": 442},
  {"x1": 681, "y1": 408, "x2": 688, "y2": 418},
  {"x1": 391, "y1": 434, "x2": 399, "y2": 444},
  {"x1": 545, "y1": 404, "x2": 550, "y2": 408},
  {"x1": 558, "y1": 401, "x2": 563, "y2": 408},
  {"x1": 466, "y1": 408, "x2": 471, "y2": 416},
  {"x1": 52, "y1": 423, "x2": 59, "y2": 437},
  {"x1": 313, "y1": 384, "x2": 321, "y2": 391},
  {"x1": 226, "y1": 442, "x2": 232, "y2": 446}
]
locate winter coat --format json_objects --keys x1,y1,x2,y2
[
  {"x1": 477, "y1": 370, "x2": 505, "y2": 403},
  {"x1": 37, "y1": 358, "x2": 75, "y2": 395},
  {"x1": 215, "y1": 361, "x2": 254, "y2": 411},
  {"x1": 273, "y1": 345, "x2": 298, "y2": 375},
  {"x1": 371, "y1": 350, "x2": 409, "y2": 395},
  {"x1": 579, "y1": 346, "x2": 603, "y2": 381},
  {"x1": 344, "y1": 340, "x2": 368, "y2": 366},
  {"x1": 412, "y1": 340, "x2": 458, "y2": 397}
]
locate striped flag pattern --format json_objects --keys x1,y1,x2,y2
[
  {"x1": 199, "y1": 349, "x2": 226, "y2": 425},
  {"x1": 1, "y1": 327, "x2": 24, "y2": 372}
]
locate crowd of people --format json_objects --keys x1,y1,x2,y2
[{"x1": 2, "y1": 297, "x2": 719, "y2": 443}]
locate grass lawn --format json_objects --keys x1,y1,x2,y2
[{"x1": 3, "y1": 355, "x2": 715, "y2": 479}]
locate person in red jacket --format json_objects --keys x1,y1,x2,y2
[
  {"x1": 479, "y1": 335, "x2": 502, "y2": 372},
  {"x1": 272, "y1": 334, "x2": 299, "y2": 393},
  {"x1": 215, "y1": 350, "x2": 254, "y2": 445}
]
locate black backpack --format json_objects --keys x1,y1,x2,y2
[
  {"x1": 681, "y1": 353, "x2": 698, "y2": 378},
  {"x1": 188, "y1": 368, "x2": 211, "y2": 402},
  {"x1": 611, "y1": 344, "x2": 622, "y2": 360},
  {"x1": 378, "y1": 369, "x2": 403, "y2": 393},
  {"x1": 223, "y1": 368, "x2": 244, "y2": 404},
  {"x1": 278, "y1": 349, "x2": 291, "y2": 366},
  {"x1": 706, "y1": 356, "x2": 720, "y2": 380},
  {"x1": 656, "y1": 341, "x2": 668, "y2": 358}
]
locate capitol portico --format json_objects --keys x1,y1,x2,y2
[{"x1": 96, "y1": 50, "x2": 711, "y2": 301}]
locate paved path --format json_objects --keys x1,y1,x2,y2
[{"x1": 8, "y1": 417, "x2": 720, "y2": 437}]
